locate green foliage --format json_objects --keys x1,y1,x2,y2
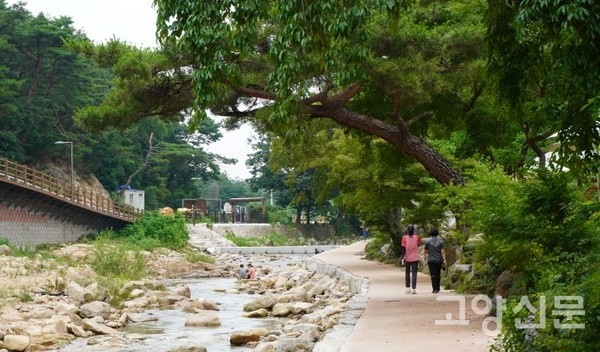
[
  {"x1": 185, "y1": 251, "x2": 216, "y2": 264},
  {"x1": 18, "y1": 289, "x2": 32, "y2": 303},
  {"x1": 364, "y1": 230, "x2": 394, "y2": 262},
  {"x1": 225, "y1": 232, "x2": 297, "y2": 247},
  {"x1": 224, "y1": 230, "x2": 355, "y2": 247},
  {"x1": 0, "y1": 3, "x2": 110, "y2": 164},
  {"x1": 486, "y1": 0, "x2": 600, "y2": 178},
  {"x1": 119, "y1": 211, "x2": 189, "y2": 250},
  {"x1": 432, "y1": 159, "x2": 600, "y2": 351},
  {"x1": 266, "y1": 207, "x2": 294, "y2": 226},
  {"x1": 89, "y1": 234, "x2": 148, "y2": 280}
]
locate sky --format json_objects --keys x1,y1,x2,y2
[{"x1": 9, "y1": 0, "x2": 256, "y2": 180}]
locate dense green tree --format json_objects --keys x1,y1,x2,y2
[
  {"x1": 71, "y1": 0, "x2": 497, "y2": 185},
  {"x1": 246, "y1": 134, "x2": 291, "y2": 208},
  {"x1": 0, "y1": 1, "x2": 110, "y2": 163},
  {"x1": 0, "y1": 3, "x2": 242, "y2": 211},
  {"x1": 486, "y1": 0, "x2": 600, "y2": 177}
]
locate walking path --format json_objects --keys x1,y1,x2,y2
[
  {"x1": 315, "y1": 241, "x2": 495, "y2": 352},
  {"x1": 187, "y1": 224, "x2": 495, "y2": 351}
]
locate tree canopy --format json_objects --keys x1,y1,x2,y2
[
  {"x1": 486, "y1": 0, "x2": 600, "y2": 175},
  {"x1": 0, "y1": 1, "x2": 246, "y2": 209},
  {"x1": 92, "y1": 0, "x2": 489, "y2": 185}
]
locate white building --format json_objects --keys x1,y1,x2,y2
[{"x1": 123, "y1": 189, "x2": 145, "y2": 211}]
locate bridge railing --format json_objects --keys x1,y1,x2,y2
[{"x1": 0, "y1": 157, "x2": 142, "y2": 221}]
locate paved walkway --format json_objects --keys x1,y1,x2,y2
[{"x1": 315, "y1": 241, "x2": 495, "y2": 352}]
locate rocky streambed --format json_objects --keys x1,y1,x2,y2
[{"x1": 0, "y1": 244, "x2": 361, "y2": 352}]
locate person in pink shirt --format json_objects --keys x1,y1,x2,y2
[
  {"x1": 247, "y1": 263, "x2": 256, "y2": 279},
  {"x1": 401, "y1": 224, "x2": 422, "y2": 294}
]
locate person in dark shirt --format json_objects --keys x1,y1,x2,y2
[
  {"x1": 424, "y1": 228, "x2": 447, "y2": 293},
  {"x1": 237, "y1": 264, "x2": 248, "y2": 279}
]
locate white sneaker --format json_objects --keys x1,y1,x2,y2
[
  {"x1": 411, "y1": 289, "x2": 417, "y2": 294},
  {"x1": 405, "y1": 288, "x2": 412, "y2": 294}
]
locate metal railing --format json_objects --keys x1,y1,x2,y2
[{"x1": 0, "y1": 157, "x2": 142, "y2": 221}]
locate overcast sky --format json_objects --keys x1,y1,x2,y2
[{"x1": 9, "y1": 0, "x2": 255, "y2": 180}]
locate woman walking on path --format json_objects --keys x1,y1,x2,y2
[
  {"x1": 424, "y1": 228, "x2": 447, "y2": 293},
  {"x1": 401, "y1": 224, "x2": 422, "y2": 294}
]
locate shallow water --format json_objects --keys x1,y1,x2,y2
[{"x1": 59, "y1": 255, "x2": 310, "y2": 351}]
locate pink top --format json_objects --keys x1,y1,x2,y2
[
  {"x1": 248, "y1": 267, "x2": 256, "y2": 279},
  {"x1": 401, "y1": 235, "x2": 421, "y2": 262}
]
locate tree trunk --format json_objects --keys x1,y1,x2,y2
[
  {"x1": 229, "y1": 83, "x2": 466, "y2": 185},
  {"x1": 307, "y1": 104, "x2": 466, "y2": 185},
  {"x1": 295, "y1": 207, "x2": 302, "y2": 225}
]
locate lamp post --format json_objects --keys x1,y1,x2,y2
[{"x1": 55, "y1": 141, "x2": 73, "y2": 185}]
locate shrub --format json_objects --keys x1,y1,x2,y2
[
  {"x1": 120, "y1": 211, "x2": 188, "y2": 249},
  {"x1": 185, "y1": 251, "x2": 216, "y2": 264},
  {"x1": 89, "y1": 234, "x2": 147, "y2": 280}
]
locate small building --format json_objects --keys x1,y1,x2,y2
[{"x1": 123, "y1": 189, "x2": 145, "y2": 211}]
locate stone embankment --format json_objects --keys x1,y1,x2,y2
[{"x1": 0, "y1": 225, "x2": 368, "y2": 352}]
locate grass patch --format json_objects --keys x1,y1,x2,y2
[
  {"x1": 89, "y1": 234, "x2": 147, "y2": 280},
  {"x1": 185, "y1": 250, "x2": 216, "y2": 264},
  {"x1": 18, "y1": 289, "x2": 32, "y2": 303},
  {"x1": 96, "y1": 276, "x2": 129, "y2": 308},
  {"x1": 225, "y1": 231, "x2": 359, "y2": 247}
]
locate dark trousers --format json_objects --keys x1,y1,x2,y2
[
  {"x1": 428, "y1": 262, "x2": 443, "y2": 292},
  {"x1": 405, "y1": 261, "x2": 418, "y2": 289}
]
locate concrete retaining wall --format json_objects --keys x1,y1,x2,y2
[
  {"x1": 210, "y1": 245, "x2": 339, "y2": 255},
  {"x1": 0, "y1": 189, "x2": 129, "y2": 248},
  {"x1": 305, "y1": 256, "x2": 369, "y2": 351},
  {"x1": 304, "y1": 257, "x2": 368, "y2": 296},
  {"x1": 0, "y1": 203, "x2": 93, "y2": 247},
  {"x1": 0, "y1": 220, "x2": 91, "y2": 248}
]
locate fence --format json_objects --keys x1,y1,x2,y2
[{"x1": 0, "y1": 157, "x2": 142, "y2": 221}]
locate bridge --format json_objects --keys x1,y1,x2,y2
[{"x1": 0, "y1": 158, "x2": 143, "y2": 247}]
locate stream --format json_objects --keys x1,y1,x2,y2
[{"x1": 59, "y1": 254, "x2": 311, "y2": 351}]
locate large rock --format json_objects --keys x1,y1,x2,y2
[
  {"x1": 2, "y1": 335, "x2": 30, "y2": 351},
  {"x1": 122, "y1": 295, "x2": 159, "y2": 309},
  {"x1": 243, "y1": 308, "x2": 269, "y2": 318},
  {"x1": 181, "y1": 299, "x2": 220, "y2": 313},
  {"x1": 271, "y1": 303, "x2": 292, "y2": 317},
  {"x1": 273, "y1": 336, "x2": 314, "y2": 351},
  {"x1": 82, "y1": 319, "x2": 121, "y2": 335},
  {"x1": 65, "y1": 281, "x2": 95, "y2": 304},
  {"x1": 129, "y1": 289, "x2": 146, "y2": 299},
  {"x1": 277, "y1": 287, "x2": 309, "y2": 303},
  {"x1": 289, "y1": 302, "x2": 314, "y2": 314},
  {"x1": 273, "y1": 276, "x2": 289, "y2": 289},
  {"x1": 54, "y1": 302, "x2": 78, "y2": 315},
  {"x1": 68, "y1": 324, "x2": 93, "y2": 337},
  {"x1": 41, "y1": 318, "x2": 68, "y2": 335},
  {"x1": 184, "y1": 311, "x2": 221, "y2": 327},
  {"x1": 229, "y1": 328, "x2": 269, "y2": 346},
  {"x1": 53, "y1": 244, "x2": 93, "y2": 260},
  {"x1": 79, "y1": 301, "x2": 111, "y2": 320},
  {"x1": 243, "y1": 295, "x2": 277, "y2": 312},
  {"x1": 169, "y1": 284, "x2": 191, "y2": 298}
]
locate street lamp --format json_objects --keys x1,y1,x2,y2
[{"x1": 55, "y1": 141, "x2": 73, "y2": 184}]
